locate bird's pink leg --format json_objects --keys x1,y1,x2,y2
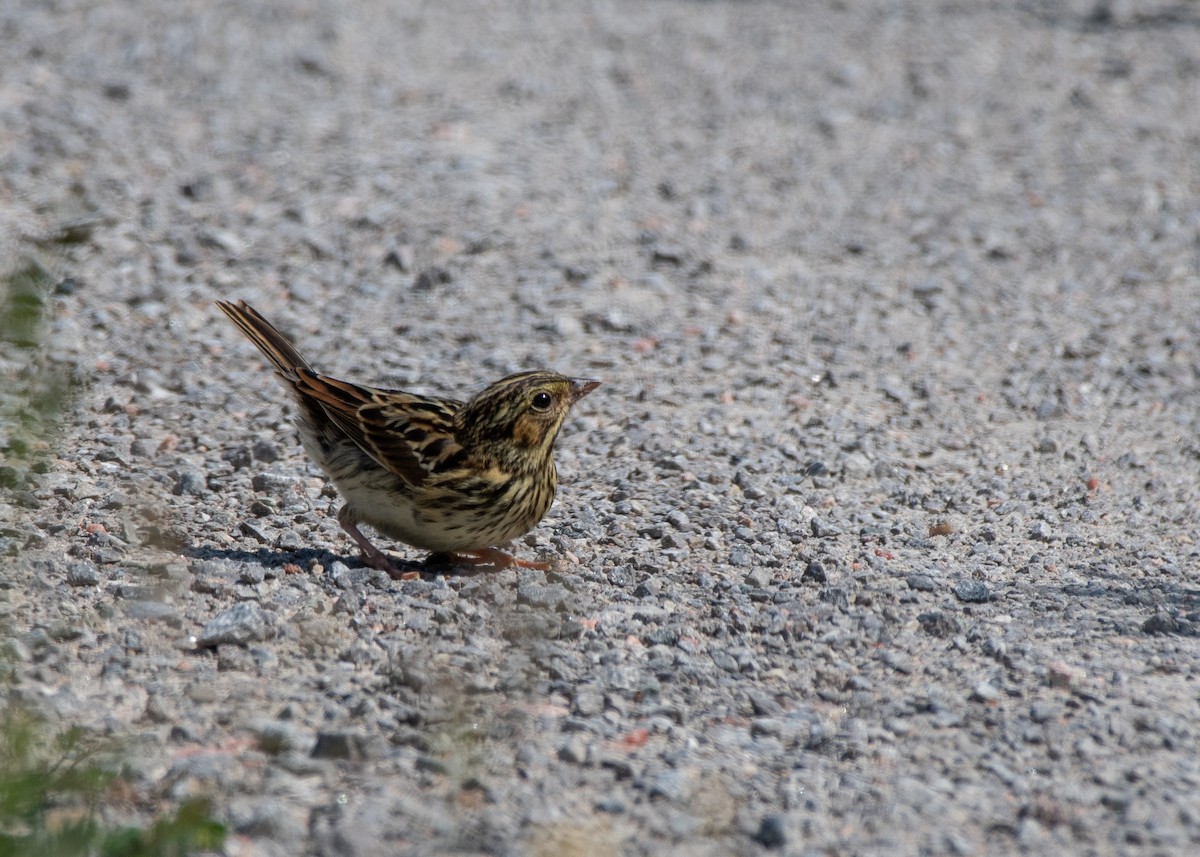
[{"x1": 338, "y1": 515, "x2": 417, "y2": 580}]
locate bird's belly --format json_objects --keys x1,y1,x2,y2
[
  {"x1": 329, "y1": 471, "x2": 538, "y2": 553},
  {"x1": 304, "y1": 440, "x2": 459, "y2": 552},
  {"x1": 344, "y1": 483, "x2": 466, "y2": 552},
  {"x1": 310, "y1": 437, "x2": 554, "y2": 553}
]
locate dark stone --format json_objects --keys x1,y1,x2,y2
[
  {"x1": 953, "y1": 580, "x2": 990, "y2": 603},
  {"x1": 311, "y1": 732, "x2": 369, "y2": 761},
  {"x1": 412, "y1": 266, "x2": 453, "y2": 290},
  {"x1": 252, "y1": 439, "x2": 281, "y2": 462},
  {"x1": 1143, "y1": 612, "x2": 1196, "y2": 636},
  {"x1": 802, "y1": 561, "x2": 827, "y2": 583},
  {"x1": 754, "y1": 814, "x2": 787, "y2": 849},
  {"x1": 65, "y1": 561, "x2": 101, "y2": 586},
  {"x1": 918, "y1": 611, "x2": 962, "y2": 638}
]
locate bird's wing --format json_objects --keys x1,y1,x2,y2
[{"x1": 294, "y1": 370, "x2": 467, "y2": 488}]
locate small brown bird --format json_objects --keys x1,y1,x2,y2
[{"x1": 216, "y1": 300, "x2": 598, "y2": 577}]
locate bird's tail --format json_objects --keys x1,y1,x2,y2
[{"x1": 216, "y1": 299, "x2": 312, "y2": 381}]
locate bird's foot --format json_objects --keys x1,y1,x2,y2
[
  {"x1": 341, "y1": 519, "x2": 418, "y2": 580},
  {"x1": 361, "y1": 549, "x2": 420, "y2": 580},
  {"x1": 440, "y1": 548, "x2": 550, "y2": 571}
]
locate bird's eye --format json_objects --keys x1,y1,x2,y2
[{"x1": 530, "y1": 391, "x2": 553, "y2": 412}]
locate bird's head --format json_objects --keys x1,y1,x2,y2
[{"x1": 457, "y1": 371, "x2": 599, "y2": 471}]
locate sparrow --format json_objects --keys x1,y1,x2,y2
[{"x1": 216, "y1": 300, "x2": 598, "y2": 578}]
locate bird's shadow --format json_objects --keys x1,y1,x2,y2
[{"x1": 181, "y1": 543, "x2": 484, "y2": 579}]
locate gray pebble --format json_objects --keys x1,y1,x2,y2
[
  {"x1": 971, "y1": 681, "x2": 1000, "y2": 702},
  {"x1": 517, "y1": 582, "x2": 570, "y2": 610},
  {"x1": 1027, "y1": 700, "x2": 1056, "y2": 720},
  {"x1": 598, "y1": 753, "x2": 638, "y2": 779},
  {"x1": 906, "y1": 572, "x2": 937, "y2": 592},
  {"x1": 953, "y1": 581, "x2": 990, "y2": 603},
  {"x1": 646, "y1": 768, "x2": 691, "y2": 802},
  {"x1": 251, "y1": 472, "x2": 306, "y2": 493},
  {"x1": 333, "y1": 589, "x2": 362, "y2": 615},
  {"x1": 249, "y1": 646, "x2": 279, "y2": 672},
  {"x1": 751, "y1": 718, "x2": 783, "y2": 739},
  {"x1": 276, "y1": 530, "x2": 305, "y2": 551},
  {"x1": 1035, "y1": 430, "x2": 1059, "y2": 447},
  {"x1": 514, "y1": 743, "x2": 547, "y2": 771},
  {"x1": 748, "y1": 689, "x2": 784, "y2": 716},
  {"x1": 404, "y1": 612, "x2": 431, "y2": 631},
  {"x1": 217, "y1": 644, "x2": 257, "y2": 672},
  {"x1": 572, "y1": 685, "x2": 606, "y2": 717},
  {"x1": 230, "y1": 798, "x2": 307, "y2": 846},
  {"x1": 330, "y1": 562, "x2": 370, "y2": 590},
  {"x1": 223, "y1": 446, "x2": 254, "y2": 471},
  {"x1": 810, "y1": 518, "x2": 843, "y2": 538},
  {"x1": 1029, "y1": 521, "x2": 1053, "y2": 541},
  {"x1": 745, "y1": 567, "x2": 773, "y2": 588},
  {"x1": 820, "y1": 586, "x2": 850, "y2": 610},
  {"x1": 558, "y1": 735, "x2": 590, "y2": 765},
  {"x1": 65, "y1": 561, "x2": 101, "y2": 586},
  {"x1": 666, "y1": 510, "x2": 691, "y2": 530},
  {"x1": 553, "y1": 315, "x2": 584, "y2": 337},
  {"x1": 123, "y1": 601, "x2": 182, "y2": 626},
  {"x1": 1142, "y1": 612, "x2": 1191, "y2": 635},
  {"x1": 252, "y1": 719, "x2": 310, "y2": 755},
  {"x1": 239, "y1": 522, "x2": 271, "y2": 544},
  {"x1": 197, "y1": 602, "x2": 271, "y2": 647},
  {"x1": 172, "y1": 470, "x2": 207, "y2": 496},
  {"x1": 239, "y1": 565, "x2": 266, "y2": 584},
  {"x1": 594, "y1": 795, "x2": 625, "y2": 814},
  {"x1": 633, "y1": 577, "x2": 663, "y2": 597},
  {"x1": 711, "y1": 651, "x2": 740, "y2": 673}
]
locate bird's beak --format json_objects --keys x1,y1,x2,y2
[{"x1": 569, "y1": 378, "x2": 601, "y2": 403}]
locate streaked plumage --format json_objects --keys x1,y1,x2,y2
[{"x1": 216, "y1": 300, "x2": 598, "y2": 577}]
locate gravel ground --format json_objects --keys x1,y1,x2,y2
[{"x1": 3, "y1": 1, "x2": 1200, "y2": 855}]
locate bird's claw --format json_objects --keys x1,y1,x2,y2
[{"x1": 446, "y1": 548, "x2": 549, "y2": 571}]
